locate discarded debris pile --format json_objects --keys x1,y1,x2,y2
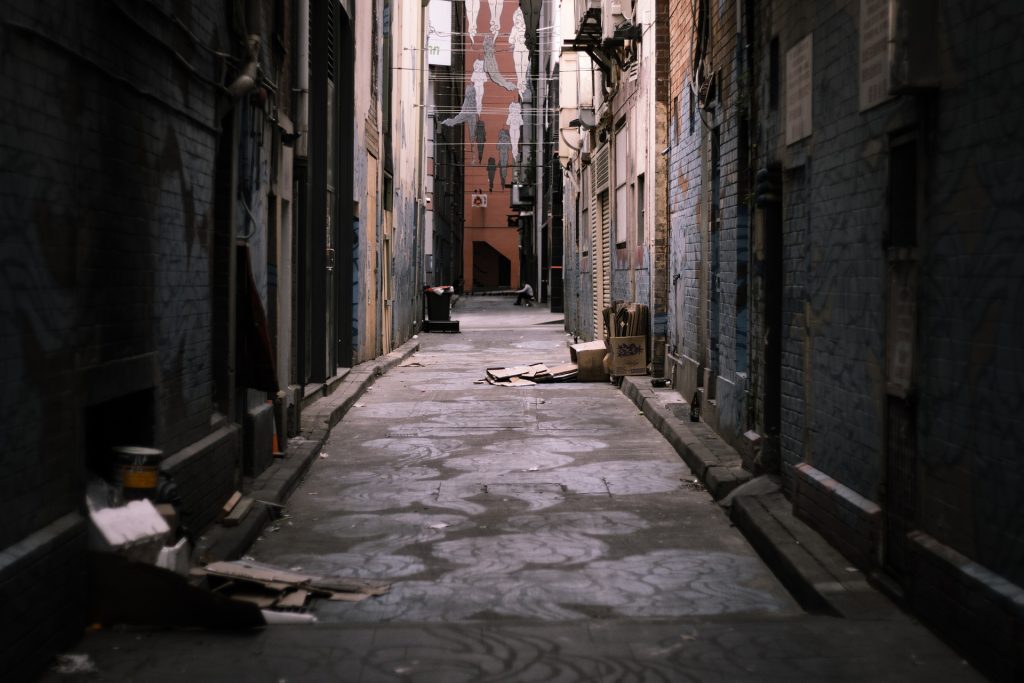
[
  {"x1": 484, "y1": 362, "x2": 578, "y2": 386},
  {"x1": 201, "y1": 559, "x2": 391, "y2": 617}
]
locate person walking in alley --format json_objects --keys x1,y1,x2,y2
[{"x1": 513, "y1": 282, "x2": 534, "y2": 306}]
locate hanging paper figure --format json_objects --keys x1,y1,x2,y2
[
  {"x1": 466, "y1": 0, "x2": 480, "y2": 43},
  {"x1": 487, "y1": 156, "x2": 497, "y2": 191},
  {"x1": 509, "y1": 7, "x2": 529, "y2": 97},
  {"x1": 497, "y1": 128, "x2": 511, "y2": 188},
  {"x1": 484, "y1": 34, "x2": 516, "y2": 91},
  {"x1": 488, "y1": 0, "x2": 503, "y2": 37},
  {"x1": 506, "y1": 101, "x2": 523, "y2": 161},
  {"x1": 471, "y1": 60, "x2": 487, "y2": 114},
  {"x1": 474, "y1": 121, "x2": 486, "y2": 163},
  {"x1": 441, "y1": 83, "x2": 477, "y2": 131}
]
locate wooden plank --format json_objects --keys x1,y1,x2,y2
[
  {"x1": 220, "y1": 491, "x2": 243, "y2": 519},
  {"x1": 309, "y1": 577, "x2": 390, "y2": 596},
  {"x1": 220, "y1": 496, "x2": 254, "y2": 527},
  {"x1": 274, "y1": 589, "x2": 309, "y2": 609},
  {"x1": 327, "y1": 592, "x2": 370, "y2": 602},
  {"x1": 204, "y1": 559, "x2": 391, "y2": 598},
  {"x1": 230, "y1": 592, "x2": 276, "y2": 608},
  {"x1": 204, "y1": 560, "x2": 314, "y2": 585}
]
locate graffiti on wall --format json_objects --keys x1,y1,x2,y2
[{"x1": 484, "y1": 34, "x2": 517, "y2": 92}]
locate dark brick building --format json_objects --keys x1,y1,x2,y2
[
  {"x1": 0, "y1": 2, "x2": 239, "y2": 677},
  {"x1": 665, "y1": 0, "x2": 1024, "y2": 678},
  {"x1": 0, "y1": 0, "x2": 365, "y2": 678}
]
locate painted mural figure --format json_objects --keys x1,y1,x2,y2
[
  {"x1": 484, "y1": 34, "x2": 516, "y2": 91},
  {"x1": 474, "y1": 121, "x2": 486, "y2": 163},
  {"x1": 488, "y1": 0, "x2": 503, "y2": 37},
  {"x1": 506, "y1": 101, "x2": 523, "y2": 161},
  {"x1": 470, "y1": 60, "x2": 487, "y2": 115},
  {"x1": 487, "y1": 156, "x2": 497, "y2": 191},
  {"x1": 497, "y1": 128, "x2": 511, "y2": 188},
  {"x1": 441, "y1": 83, "x2": 478, "y2": 131},
  {"x1": 509, "y1": 7, "x2": 529, "y2": 97},
  {"x1": 466, "y1": 0, "x2": 480, "y2": 43}
]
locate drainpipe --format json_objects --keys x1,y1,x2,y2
[
  {"x1": 296, "y1": 0, "x2": 310, "y2": 159},
  {"x1": 416, "y1": 0, "x2": 429, "y2": 329},
  {"x1": 294, "y1": 0, "x2": 309, "y2": 393},
  {"x1": 534, "y1": 33, "x2": 545, "y2": 301}
]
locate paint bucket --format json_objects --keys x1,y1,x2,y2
[{"x1": 113, "y1": 446, "x2": 163, "y2": 501}]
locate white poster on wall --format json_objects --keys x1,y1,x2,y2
[
  {"x1": 786, "y1": 34, "x2": 813, "y2": 145},
  {"x1": 427, "y1": 0, "x2": 452, "y2": 67},
  {"x1": 859, "y1": 0, "x2": 891, "y2": 111}
]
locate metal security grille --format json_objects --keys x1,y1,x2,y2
[
  {"x1": 594, "y1": 145, "x2": 610, "y2": 193},
  {"x1": 591, "y1": 190, "x2": 611, "y2": 338},
  {"x1": 884, "y1": 396, "x2": 917, "y2": 580}
]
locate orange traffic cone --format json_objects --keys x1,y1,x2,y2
[{"x1": 272, "y1": 430, "x2": 282, "y2": 456}]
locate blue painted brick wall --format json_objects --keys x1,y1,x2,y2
[{"x1": 0, "y1": 0, "x2": 233, "y2": 675}]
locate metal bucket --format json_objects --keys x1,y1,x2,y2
[{"x1": 113, "y1": 446, "x2": 163, "y2": 501}]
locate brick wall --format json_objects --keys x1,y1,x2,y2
[
  {"x1": 914, "y1": 0, "x2": 1024, "y2": 589},
  {"x1": 756, "y1": 1, "x2": 1024, "y2": 674},
  {"x1": 793, "y1": 463, "x2": 881, "y2": 571},
  {"x1": 665, "y1": 0, "x2": 752, "y2": 444},
  {"x1": 162, "y1": 424, "x2": 240, "y2": 537},
  {"x1": 666, "y1": 0, "x2": 702, "y2": 377},
  {"x1": 760, "y1": 3, "x2": 893, "y2": 498},
  {"x1": 0, "y1": 515, "x2": 87, "y2": 681},
  {"x1": 0, "y1": 0, "x2": 237, "y2": 675},
  {"x1": 907, "y1": 532, "x2": 1024, "y2": 682}
]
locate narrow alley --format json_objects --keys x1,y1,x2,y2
[
  {"x1": 252, "y1": 297, "x2": 797, "y2": 624},
  {"x1": 39, "y1": 299, "x2": 980, "y2": 681},
  {"x1": 4, "y1": 0, "x2": 1023, "y2": 681}
]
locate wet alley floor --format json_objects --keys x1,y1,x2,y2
[{"x1": 42, "y1": 296, "x2": 983, "y2": 682}]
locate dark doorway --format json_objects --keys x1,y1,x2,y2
[{"x1": 473, "y1": 241, "x2": 511, "y2": 289}]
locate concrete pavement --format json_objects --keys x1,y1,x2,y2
[{"x1": 40, "y1": 297, "x2": 983, "y2": 682}]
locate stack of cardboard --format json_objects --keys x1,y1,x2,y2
[
  {"x1": 201, "y1": 559, "x2": 390, "y2": 612},
  {"x1": 485, "y1": 362, "x2": 578, "y2": 386},
  {"x1": 605, "y1": 303, "x2": 650, "y2": 377},
  {"x1": 569, "y1": 340, "x2": 609, "y2": 382}
]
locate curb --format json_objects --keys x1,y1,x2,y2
[
  {"x1": 730, "y1": 492, "x2": 907, "y2": 621},
  {"x1": 195, "y1": 338, "x2": 421, "y2": 564},
  {"x1": 619, "y1": 376, "x2": 751, "y2": 499},
  {"x1": 619, "y1": 375, "x2": 905, "y2": 623}
]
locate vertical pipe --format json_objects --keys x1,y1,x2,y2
[
  {"x1": 534, "y1": 21, "x2": 545, "y2": 301},
  {"x1": 416, "y1": 0, "x2": 428, "y2": 327},
  {"x1": 227, "y1": 108, "x2": 240, "y2": 421},
  {"x1": 297, "y1": 0, "x2": 310, "y2": 159}
]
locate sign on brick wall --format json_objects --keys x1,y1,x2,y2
[
  {"x1": 427, "y1": 0, "x2": 452, "y2": 67},
  {"x1": 859, "y1": 0, "x2": 891, "y2": 111},
  {"x1": 786, "y1": 34, "x2": 813, "y2": 145}
]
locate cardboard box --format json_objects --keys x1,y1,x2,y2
[
  {"x1": 609, "y1": 336, "x2": 647, "y2": 376},
  {"x1": 89, "y1": 499, "x2": 171, "y2": 564},
  {"x1": 569, "y1": 340, "x2": 608, "y2": 382}
]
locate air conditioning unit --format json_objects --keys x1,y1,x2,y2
[{"x1": 511, "y1": 184, "x2": 535, "y2": 207}]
